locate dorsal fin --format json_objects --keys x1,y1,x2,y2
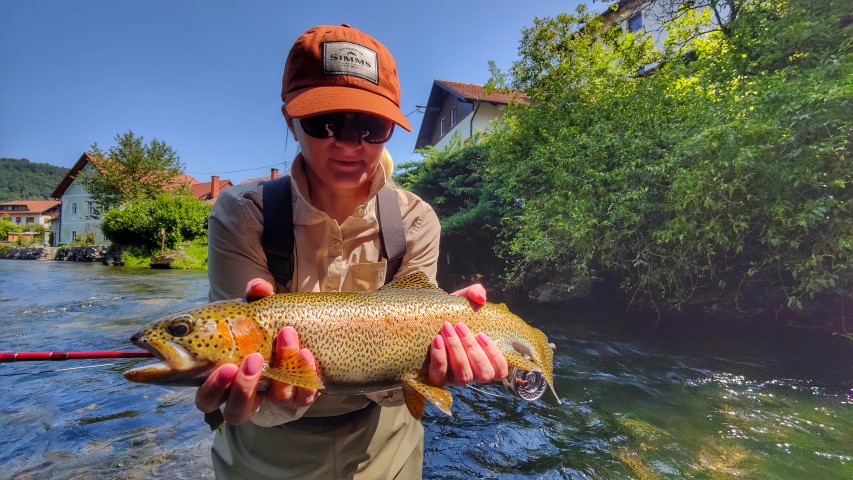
[{"x1": 376, "y1": 272, "x2": 447, "y2": 294}]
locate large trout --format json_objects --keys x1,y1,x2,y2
[{"x1": 125, "y1": 272, "x2": 559, "y2": 419}]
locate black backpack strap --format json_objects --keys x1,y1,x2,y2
[
  {"x1": 262, "y1": 176, "x2": 295, "y2": 289},
  {"x1": 262, "y1": 177, "x2": 405, "y2": 288},
  {"x1": 376, "y1": 186, "x2": 406, "y2": 284}
]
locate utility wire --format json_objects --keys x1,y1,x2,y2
[{"x1": 185, "y1": 163, "x2": 283, "y2": 175}]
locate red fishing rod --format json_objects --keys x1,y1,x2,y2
[{"x1": 0, "y1": 351, "x2": 153, "y2": 362}]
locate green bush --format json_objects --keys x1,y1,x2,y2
[
  {"x1": 102, "y1": 194, "x2": 212, "y2": 250},
  {"x1": 484, "y1": 0, "x2": 851, "y2": 309},
  {"x1": 0, "y1": 215, "x2": 21, "y2": 240}
]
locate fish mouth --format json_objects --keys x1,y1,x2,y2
[{"x1": 124, "y1": 335, "x2": 215, "y2": 386}]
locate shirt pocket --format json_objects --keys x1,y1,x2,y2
[{"x1": 347, "y1": 261, "x2": 387, "y2": 292}]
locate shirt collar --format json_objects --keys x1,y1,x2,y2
[{"x1": 289, "y1": 153, "x2": 387, "y2": 221}]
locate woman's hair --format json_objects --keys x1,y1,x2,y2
[{"x1": 379, "y1": 147, "x2": 397, "y2": 188}]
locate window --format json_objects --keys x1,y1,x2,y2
[
  {"x1": 71, "y1": 202, "x2": 78, "y2": 215},
  {"x1": 70, "y1": 230, "x2": 77, "y2": 242},
  {"x1": 15, "y1": 217, "x2": 21, "y2": 224},
  {"x1": 627, "y1": 13, "x2": 643, "y2": 33},
  {"x1": 86, "y1": 201, "x2": 95, "y2": 216},
  {"x1": 440, "y1": 117, "x2": 446, "y2": 136},
  {"x1": 450, "y1": 105, "x2": 458, "y2": 126},
  {"x1": 26, "y1": 217, "x2": 34, "y2": 224}
]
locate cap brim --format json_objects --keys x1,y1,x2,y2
[{"x1": 285, "y1": 86, "x2": 412, "y2": 132}]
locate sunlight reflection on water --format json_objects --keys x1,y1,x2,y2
[{"x1": 1, "y1": 260, "x2": 850, "y2": 479}]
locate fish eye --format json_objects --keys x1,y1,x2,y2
[{"x1": 168, "y1": 318, "x2": 192, "y2": 337}]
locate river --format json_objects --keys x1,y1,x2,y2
[{"x1": 0, "y1": 259, "x2": 850, "y2": 479}]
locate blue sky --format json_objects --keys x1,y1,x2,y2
[{"x1": 1, "y1": 0, "x2": 590, "y2": 184}]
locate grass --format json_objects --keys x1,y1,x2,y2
[
  {"x1": 112, "y1": 237, "x2": 208, "y2": 270},
  {"x1": 170, "y1": 238, "x2": 208, "y2": 269}
]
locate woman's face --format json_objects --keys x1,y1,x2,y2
[{"x1": 291, "y1": 113, "x2": 386, "y2": 193}]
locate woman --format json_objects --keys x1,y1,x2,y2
[{"x1": 195, "y1": 24, "x2": 508, "y2": 479}]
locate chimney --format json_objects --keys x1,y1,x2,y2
[
  {"x1": 211, "y1": 175, "x2": 220, "y2": 199},
  {"x1": 271, "y1": 168, "x2": 279, "y2": 179}
]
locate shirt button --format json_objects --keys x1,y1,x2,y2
[{"x1": 332, "y1": 240, "x2": 341, "y2": 248}]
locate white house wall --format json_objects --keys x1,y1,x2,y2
[
  {"x1": 433, "y1": 103, "x2": 507, "y2": 151},
  {"x1": 611, "y1": 0, "x2": 726, "y2": 53},
  {"x1": 58, "y1": 164, "x2": 105, "y2": 244}
]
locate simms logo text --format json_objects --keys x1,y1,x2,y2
[
  {"x1": 330, "y1": 50, "x2": 371, "y2": 68},
  {"x1": 323, "y1": 41, "x2": 380, "y2": 84}
]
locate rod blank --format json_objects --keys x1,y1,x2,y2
[{"x1": 0, "y1": 351, "x2": 153, "y2": 363}]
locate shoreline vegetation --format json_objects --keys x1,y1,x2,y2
[
  {"x1": 398, "y1": 0, "x2": 851, "y2": 337},
  {"x1": 0, "y1": 239, "x2": 208, "y2": 270}
]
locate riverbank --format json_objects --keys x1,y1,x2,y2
[
  {"x1": 0, "y1": 244, "x2": 109, "y2": 261},
  {"x1": 0, "y1": 240, "x2": 207, "y2": 269}
]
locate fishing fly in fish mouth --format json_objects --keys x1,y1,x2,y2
[{"x1": 125, "y1": 272, "x2": 560, "y2": 420}]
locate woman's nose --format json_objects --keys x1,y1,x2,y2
[{"x1": 334, "y1": 114, "x2": 362, "y2": 146}]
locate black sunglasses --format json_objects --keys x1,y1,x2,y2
[{"x1": 298, "y1": 112, "x2": 395, "y2": 144}]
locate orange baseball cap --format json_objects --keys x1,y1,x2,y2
[{"x1": 282, "y1": 24, "x2": 412, "y2": 132}]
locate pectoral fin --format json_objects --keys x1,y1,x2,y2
[
  {"x1": 261, "y1": 346, "x2": 324, "y2": 390},
  {"x1": 402, "y1": 378, "x2": 452, "y2": 420}
]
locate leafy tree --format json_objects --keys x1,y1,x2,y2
[
  {"x1": 101, "y1": 194, "x2": 211, "y2": 250},
  {"x1": 0, "y1": 158, "x2": 69, "y2": 202},
  {"x1": 484, "y1": 0, "x2": 850, "y2": 313},
  {"x1": 80, "y1": 130, "x2": 186, "y2": 211},
  {"x1": 0, "y1": 214, "x2": 22, "y2": 240},
  {"x1": 396, "y1": 135, "x2": 511, "y2": 282}
]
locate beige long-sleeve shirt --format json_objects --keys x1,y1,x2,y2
[
  {"x1": 206, "y1": 154, "x2": 440, "y2": 479},
  {"x1": 208, "y1": 154, "x2": 439, "y2": 302}
]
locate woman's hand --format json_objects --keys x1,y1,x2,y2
[
  {"x1": 194, "y1": 279, "x2": 318, "y2": 425},
  {"x1": 427, "y1": 284, "x2": 509, "y2": 387}
]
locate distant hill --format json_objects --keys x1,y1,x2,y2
[{"x1": 0, "y1": 158, "x2": 70, "y2": 202}]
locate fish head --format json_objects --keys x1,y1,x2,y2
[{"x1": 124, "y1": 300, "x2": 267, "y2": 386}]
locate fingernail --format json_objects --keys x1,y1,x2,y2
[
  {"x1": 215, "y1": 364, "x2": 238, "y2": 387},
  {"x1": 432, "y1": 335, "x2": 443, "y2": 350},
  {"x1": 243, "y1": 354, "x2": 263, "y2": 376},
  {"x1": 282, "y1": 327, "x2": 298, "y2": 346},
  {"x1": 442, "y1": 322, "x2": 456, "y2": 337},
  {"x1": 476, "y1": 332, "x2": 491, "y2": 347},
  {"x1": 455, "y1": 323, "x2": 472, "y2": 338}
]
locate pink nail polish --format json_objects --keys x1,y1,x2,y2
[
  {"x1": 476, "y1": 332, "x2": 490, "y2": 347},
  {"x1": 432, "y1": 335, "x2": 443, "y2": 350},
  {"x1": 282, "y1": 327, "x2": 298, "y2": 346},
  {"x1": 455, "y1": 323, "x2": 472, "y2": 338},
  {"x1": 442, "y1": 322, "x2": 456, "y2": 337},
  {"x1": 243, "y1": 355, "x2": 262, "y2": 376},
  {"x1": 215, "y1": 364, "x2": 238, "y2": 387}
]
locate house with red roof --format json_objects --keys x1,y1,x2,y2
[
  {"x1": 50, "y1": 152, "x2": 233, "y2": 245},
  {"x1": 0, "y1": 199, "x2": 61, "y2": 244},
  {"x1": 237, "y1": 168, "x2": 282, "y2": 186},
  {"x1": 190, "y1": 175, "x2": 234, "y2": 204},
  {"x1": 415, "y1": 80, "x2": 529, "y2": 151}
]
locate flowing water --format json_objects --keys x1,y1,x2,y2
[{"x1": 0, "y1": 260, "x2": 850, "y2": 479}]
